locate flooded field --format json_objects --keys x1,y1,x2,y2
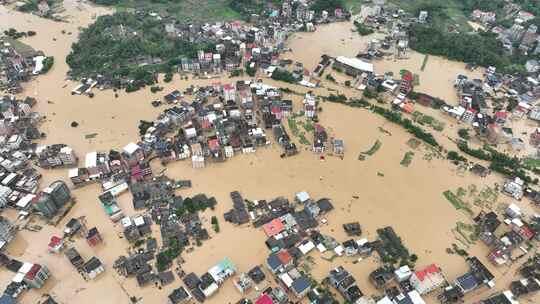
[{"x1": 0, "y1": 2, "x2": 539, "y2": 304}]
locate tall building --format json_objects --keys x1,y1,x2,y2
[
  {"x1": 45, "y1": 180, "x2": 71, "y2": 209},
  {"x1": 32, "y1": 192, "x2": 57, "y2": 218}
]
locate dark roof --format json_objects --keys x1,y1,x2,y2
[
  {"x1": 248, "y1": 266, "x2": 266, "y2": 284},
  {"x1": 158, "y1": 271, "x2": 175, "y2": 285},
  {"x1": 87, "y1": 227, "x2": 99, "y2": 239},
  {"x1": 199, "y1": 272, "x2": 216, "y2": 290},
  {"x1": 183, "y1": 272, "x2": 201, "y2": 289},
  {"x1": 316, "y1": 198, "x2": 334, "y2": 212},
  {"x1": 136, "y1": 271, "x2": 155, "y2": 287},
  {"x1": 345, "y1": 285, "x2": 363, "y2": 302},
  {"x1": 330, "y1": 266, "x2": 350, "y2": 284},
  {"x1": 456, "y1": 272, "x2": 479, "y2": 292},
  {"x1": 82, "y1": 257, "x2": 103, "y2": 273},
  {"x1": 293, "y1": 210, "x2": 318, "y2": 231},
  {"x1": 291, "y1": 276, "x2": 311, "y2": 294},
  {"x1": 467, "y1": 256, "x2": 495, "y2": 282},
  {"x1": 168, "y1": 287, "x2": 190, "y2": 303},
  {"x1": 481, "y1": 293, "x2": 514, "y2": 304}
]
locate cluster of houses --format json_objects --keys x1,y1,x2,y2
[
  {"x1": 0, "y1": 96, "x2": 43, "y2": 210},
  {"x1": 176, "y1": 258, "x2": 236, "y2": 302},
  {"x1": 69, "y1": 80, "x2": 307, "y2": 182},
  {"x1": 432, "y1": 68, "x2": 540, "y2": 152},
  {"x1": 64, "y1": 247, "x2": 105, "y2": 281},
  {"x1": 472, "y1": 5, "x2": 540, "y2": 55},
  {"x1": 0, "y1": 34, "x2": 48, "y2": 94},
  {"x1": 0, "y1": 253, "x2": 51, "y2": 302},
  {"x1": 73, "y1": 2, "x2": 351, "y2": 92},
  {"x1": 0, "y1": 95, "x2": 82, "y2": 251},
  {"x1": 473, "y1": 203, "x2": 539, "y2": 268}
]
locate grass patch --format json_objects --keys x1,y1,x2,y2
[
  {"x1": 523, "y1": 157, "x2": 540, "y2": 170},
  {"x1": 363, "y1": 140, "x2": 382, "y2": 156},
  {"x1": 288, "y1": 117, "x2": 300, "y2": 136},
  {"x1": 400, "y1": 151, "x2": 415, "y2": 167},
  {"x1": 407, "y1": 138, "x2": 421, "y2": 149},
  {"x1": 443, "y1": 190, "x2": 474, "y2": 216},
  {"x1": 420, "y1": 55, "x2": 429, "y2": 71},
  {"x1": 412, "y1": 111, "x2": 445, "y2": 132},
  {"x1": 299, "y1": 133, "x2": 310, "y2": 146},
  {"x1": 288, "y1": 117, "x2": 311, "y2": 145},
  {"x1": 114, "y1": 0, "x2": 240, "y2": 22}
]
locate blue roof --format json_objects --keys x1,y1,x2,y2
[
  {"x1": 292, "y1": 276, "x2": 311, "y2": 294},
  {"x1": 456, "y1": 272, "x2": 479, "y2": 292},
  {"x1": 266, "y1": 254, "x2": 282, "y2": 271},
  {"x1": 0, "y1": 295, "x2": 17, "y2": 304}
]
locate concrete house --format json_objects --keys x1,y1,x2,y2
[{"x1": 410, "y1": 264, "x2": 445, "y2": 295}]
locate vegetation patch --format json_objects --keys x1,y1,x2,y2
[
  {"x1": 271, "y1": 69, "x2": 297, "y2": 83},
  {"x1": 363, "y1": 140, "x2": 382, "y2": 156},
  {"x1": 66, "y1": 12, "x2": 217, "y2": 91},
  {"x1": 400, "y1": 151, "x2": 415, "y2": 167},
  {"x1": 359, "y1": 140, "x2": 382, "y2": 160},
  {"x1": 353, "y1": 20, "x2": 374, "y2": 36},
  {"x1": 443, "y1": 190, "x2": 473, "y2": 216},
  {"x1": 211, "y1": 216, "x2": 220, "y2": 233},
  {"x1": 411, "y1": 111, "x2": 445, "y2": 132},
  {"x1": 420, "y1": 54, "x2": 429, "y2": 71},
  {"x1": 375, "y1": 227, "x2": 416, "y2": 267}
]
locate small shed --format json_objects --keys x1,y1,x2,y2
[
  {"x1": 48, "y1": 236, "x2": 64, "y2": 253},
  {"x1": 86, "y1": 227, "x2": 103, "y2": 247}
]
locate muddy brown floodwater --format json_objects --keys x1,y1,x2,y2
[{"x1": 1, "y1": 3, "x2": 539, "y2": 304}]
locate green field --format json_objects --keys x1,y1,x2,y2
[
  {"x1": 443, "y1": 190, "x2": 473, "y2": 216},
  {"x1": 113, "y1": 0, "x2": 241, "y2": 22}
]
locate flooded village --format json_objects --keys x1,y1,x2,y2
[{"x1": 1, "y1": 0, "x2": 540, "y2": 304}]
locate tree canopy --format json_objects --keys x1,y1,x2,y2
[{"x1": 66, "y1": 12, "x2": 215, "y2": 89}]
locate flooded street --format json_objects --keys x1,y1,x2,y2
[{"x1": 1, "y1": 2, "x2": 539, "y2": 304}]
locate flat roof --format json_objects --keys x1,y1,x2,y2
[
  {"x1": 123, "y1": 142, "x2": 140, "y2": 155},
  {"x1": 336, "y1": 56, "x2": 374, "y2": 73},
  {"x1": 85, "y1": 151, "x2": 97, "y2": 168}
]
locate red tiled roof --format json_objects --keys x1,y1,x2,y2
[
  {"x1": 48, "y1": 236, "x2": 62, "y2": 247},
  {"x1": 402, "y1": 72, "x2": 414, "y2": 82},
  {"x1": 276, "y1": 250, "x2": 293, "y2": 265},
  {"x1": 263, "y1": 218, "x2": 285, "y2": 237},
  {"x1": 495, "y1": 111, "x2": 508, "y2": 119},
  {"x1": 25, "y1": 264, "x2": 42, "y2": 281},
  {"x1": 415, "y1": 264, "x2": 440, "y2": 282}
]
